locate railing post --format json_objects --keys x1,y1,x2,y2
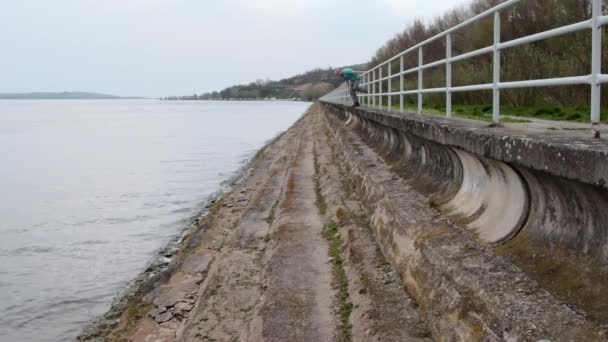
[
  {"x1": 337, "y1": 86, "x2": 340, "y2": 104},
  {"x1": 360, "y1": 75, "x2": 364, "y2": 106},
  {"x1": 365, "y1": 72, "x2": 372, "y2": 107},
  {"x1": 388, "y1": 61, "x2": 392, "y2": 110},
  {"x1": 591, "y1": 0, "x2": 602, "y2": 131},
  {"x1": 446, "y1": 33, "x2": 452, "y2": 118},
  {"x1": 357, "y1": 78, "x2": 361, "y2": 105},
  {"x1": 400, "y1": 55, "x2": 404, "y2": 113},
  {"x1": 418, "y1": 47, "x2": 423, "y2": 115},
  {"x1": 360, "y1": 75, "x2": 367, "y2": 105},
  {"x1": 347, "y1": 83, "x2": 350, "y2": 105},
  {"x1": 347, "y1": 83, "x2": 349, "y2": 105},
  {"x1": 336, "y1": 87, "x2": 338, "y2": 104},
  {"x1": 345, "y1": 83, "x2": 348, "y2": 105},
  {"x1": 358, "y1": 74, "x2": 365, "y2": 106},
  {"x1": 493, "y1": 11, "x2": 501, "y2": 123},
  {"x1": 379, "y1": 66, "x2": 383, "y2": 109},
  {"x1": 372, "y1": 69, "x2": 376, "y2": 108}
]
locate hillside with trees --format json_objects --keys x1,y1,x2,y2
[
  {"x1": 166, "y1": 0, "x2": 608, "y2": 121},
  {"x1": 369, "y1": 0, "x2": 608, "y2": 121},
  {"x1": 165, "y1": 65, "x2": 365, "y2": 101}
]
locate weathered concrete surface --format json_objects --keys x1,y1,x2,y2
[
  {"x1": 80, "y1": 102, "x2": 608, "y2": 342},
  {"x1": 323, "y1": 101, "x2": 608, "y2": 323},
  {"x1": 313, "y1": 107, "x2": 432, "y2": 342},
  {"x1": 323, "y1": 103, "x2": 608, "y2": 266},
  {"x1": 79, "y1": 105, "x2": 433, "y2": 342},
  {"x1": 251, "y1": 109, "x2": 335, "y2": 342},
  {"x1": 321, "y1": 103, "x2": 607, "y2": 340}
]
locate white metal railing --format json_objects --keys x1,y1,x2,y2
[{"x1": 320, "y1": 0, "x2": 607, "y2": 127}]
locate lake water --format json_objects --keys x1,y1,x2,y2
[{"x1": 0, "y1": 100, "x2": 309, "y2": 342}]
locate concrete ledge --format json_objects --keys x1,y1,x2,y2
[
  {"x1": 320, "y1": 108, "x2": 606, "y2": 340},
  {"x1": 321, "y1": 101, "x2": 608, "y2": 326},
  {"x1": 321, "y1": 102, "x2": 608, "y2": 190}
]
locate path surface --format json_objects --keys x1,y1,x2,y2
[
  {"x1": 251, "y1": 108, "x2": 335, "y2": 341},
  {"x1": 82, "y1": 105, "x2": 434, "y2": 342}
]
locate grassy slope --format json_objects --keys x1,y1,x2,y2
[{"x1": 370, "y1": 101, "x2": 607, "y2": 123}]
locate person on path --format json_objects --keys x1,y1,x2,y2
[{"x1": 335, "y1": 68, "x2": 368, "y2": 107}]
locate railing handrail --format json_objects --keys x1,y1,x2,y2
[{"x1": 320, "y1": 0, "x2": 606, "y2": 131}]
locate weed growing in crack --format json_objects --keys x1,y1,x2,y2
[
  {"x1": 359, "y1": 215, "x2": 392, "y2": 274},
  {"x1": 265, "y1": 199, "x2": 279, "y2": 225},
  {"x1": 323, "y1": 220, "x2": 353, "y2": 342},
  {"x1": 313, "y1": 142, "x2": 327, "y2": 215}
]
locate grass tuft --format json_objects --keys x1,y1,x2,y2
[
  {"x1": 383, "y1": 102, "x2": 607, "y2": 123},
  {"x1": 358, "y1": 216, "x2": 392, "y2": 274},
  {"x1": 313, "y1": 142, "x2": 327, "y2": 215},
  {"x1": 323, "y1": 220, "x2": 353, "y2": 342},
  {"x1": 265, "y1": 199, "x2": 279, "y2": 225}
]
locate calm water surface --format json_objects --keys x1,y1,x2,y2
[{"x1": 0, "y1": 100, "x2": 309, "y2": 341}]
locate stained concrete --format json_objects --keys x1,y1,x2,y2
[
  {"x1": 321, "y1": 103, "x2": 606, "y2": 340},
  {"x1": 322, "y1": 102, "x2": 608, "y2": 260},
  {"x1": 322, "y1": 101, "x2": 608, "y2": 326},
  {"x1": 81, "y1": 106, "x2": 445, "y2": 342},
  {"x1": 80, "y1": 102, "x2": 608, "y2": 341}
]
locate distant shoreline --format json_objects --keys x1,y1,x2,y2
[
  {"x1": 0, "y1": 92, "x2": 143, "y2": 100},
  {"x1": 0, "y1": 98, "x2": 146, "y2": 100},
  {"x1": 161, "y1": 98, "x2": 304, "y2": 102}
]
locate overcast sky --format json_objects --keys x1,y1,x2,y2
[{"x1": 0, "y1": 0, "x2": 469, "y2": 97}]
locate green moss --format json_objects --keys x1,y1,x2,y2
[
  {"x1": 265, "y1": 199, "x2": 279, "y2": 225},
  {"x1": 323, "y1": 220, "x2": 353, "y2": 342},
  {"x1": 108, "y1": 301, "x2": 154, "y2": 340},
  {"x1": 313, "y1": 142, "x2": 327, "y2": 215},
  {"x1": 501, "y1": 117, "x2": 533, "y2": 123}
]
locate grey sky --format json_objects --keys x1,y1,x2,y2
[{"x1": 1, "y1": 0, "x2": 469, "y2": 97}]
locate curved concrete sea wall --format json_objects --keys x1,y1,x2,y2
[
  {"x1": 322, "y1": 102, "x2": 608, "y2": 323},
  {"x1": 344, "y1": 111, "x2": 531, "y2": 245}
]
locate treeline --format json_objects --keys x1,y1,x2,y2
[
  {"x1": 370, "y1": 0, "x2": 608, "y2": 112},
  {"x1": 164, "y1": 67, "x2": 349, "y2": 101}
]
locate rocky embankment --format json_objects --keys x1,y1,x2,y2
[{"x1": 79, "y1": 103, "x2": 606, "y2": 341}]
